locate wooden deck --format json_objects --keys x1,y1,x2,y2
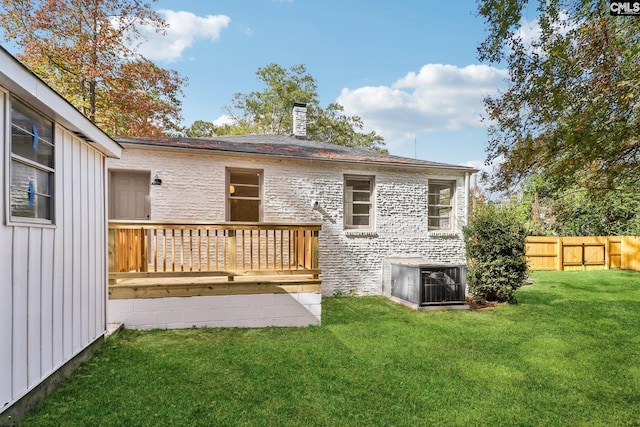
[
  {"x1": 109, "y1": 274, "x2": 321, "y2": 299},
  {"x1": 108, "y1": 221, "x2": 322, "y2": 298}
]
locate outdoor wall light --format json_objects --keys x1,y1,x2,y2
[{"x1": 151, "y1": 174, "x2": 162, "y2": 185}]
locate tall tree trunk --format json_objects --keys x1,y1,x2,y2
[{"x1": 89, "y1": 79, "x2": 96, "y2": 123}]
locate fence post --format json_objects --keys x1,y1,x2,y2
[
  {"x1": 557, "y1": 237, "x2": 564, "y2": 271},
  {"x1": 605, "y1": 237, "x2": 610, "y2": 270}
]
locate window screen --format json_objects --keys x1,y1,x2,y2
[
  {"x1": 10, "y1": 97, "x2": 55, "y2": 222},
  {"x1": 227, "y1": 169, "x2": 262, "y2": 222},
  {"x1": 428, "y1": 180, "x2": 455, "y2": 231},
  {"x1": 344, "y1": 176, "x2": 374, "y2": 229}
]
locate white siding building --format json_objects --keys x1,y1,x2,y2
[{"x1": 0, "y1": 47, "x2": 121, "y2": 422}]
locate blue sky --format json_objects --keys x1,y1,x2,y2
[
  {"x1": 2, "y1": 0, "x2": 539, "y2": 170},
  {"x1": 136, "y1": 0, "x2": 521, "y2": 170}
]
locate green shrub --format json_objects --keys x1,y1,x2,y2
[{"x1": 463, "y1": 204, "x2": 528, "y2": 303}]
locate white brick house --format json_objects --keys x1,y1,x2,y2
[{"x1": 107, "y1": 134, "x2": 477, "y2": 298}]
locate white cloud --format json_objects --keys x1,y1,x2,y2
[
  {"x1": 517, "y1": 16, "x2": 542, "y2": 49},
  {"x1": 337, "y1": 64, "x2": 508, "y2": 151},
  {"x1": 212, "y1": 114, "x2": 234, "y2": 126},
  {"x1": 136, "y1": 10, "x2": 230, "y2": 62}
]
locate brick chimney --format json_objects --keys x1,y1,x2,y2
[{"x1": 292, "y1": 103, "x2": 307, "y2": 139}]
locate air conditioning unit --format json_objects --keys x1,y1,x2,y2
[
  {"x1": 421, "y1": 266, "x2": 466, "y2": 305},
  {"x1": 385, "y1": 259, "x2": 467, "y2": 308}
]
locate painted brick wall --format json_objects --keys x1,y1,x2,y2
[
  {"x1": 108, "y1": 292, "x2": 321, "y2": 329},
  {"x1": 108, "y1": 146, "x2": 471, "y2": 296}
]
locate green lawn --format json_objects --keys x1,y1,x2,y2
[{"x1": 21, "y1": 271, "x2": 640, "y2": 426}]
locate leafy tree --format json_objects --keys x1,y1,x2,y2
[
  {"x1": 184, "y1": 120, "x2": 257, "y2": 138},
  {"x1": 463, "y1": 203, "x2": 528, "y2": 304},
  {"x1": 521, "y1": 174, "x2": 640, "y2": 236},
  {"x1": 0, "y1": 0, "x2": 186, "y2": 136},
  {"x1": 226, "y1": 63, "x2": 318, "y2": 135},
  {"x1": 218, "y1": 63, "x2": 386, "y2": 152},
  {"x1": 311, "y1": 103, "x2": 386, "y2": 152},
  {"x1": 100, "y1": 59, "x2": 184, "y2": 136},
  {"x1": 477, "y1": 1, "x2": 640, "y2": 195},
  {"x1": 185, "y1": 120, "x2": 218, "y2": 137}
]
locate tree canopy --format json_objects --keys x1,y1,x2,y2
[
  {"x1": 187, "y1": 63, "x2": 386, "y2": 152},
  {"x1": 0, "y1": 0, "x2": 186, "y2": 137},
  {"x1": 226, "y1": 63, "x2": 318, "y2": 136},
  {"x1": 518, "y1": 174, "x2": 640, "y2": 236},
  {"x1": 477, "y1": 0, "x2": 640, "y2": 195}
]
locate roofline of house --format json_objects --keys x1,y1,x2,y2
[
  {"x1": 118, "y1": 141, "x2": 480, "y2": 174},
  {"x1": 0, "y1": 45, "x2": 122, "y2": 159}
]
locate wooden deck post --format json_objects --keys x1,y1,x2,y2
[
  {"x1": 312, "y1": 230, "x2": 319, "y2": 279},
  {"x1": 108, "y1": 228, "x2": 116, "y2": 285}
]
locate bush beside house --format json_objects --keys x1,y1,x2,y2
[{"x1": 463, "y1": 204, "x2": 528, "y2": 304}]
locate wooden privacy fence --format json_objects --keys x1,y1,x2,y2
[
  {"x1": 525, "y1": 236, "x2": 640, "y2": 271},
  {"x1": 108, "y1": 221, "x2": 321, "y2": 281}
]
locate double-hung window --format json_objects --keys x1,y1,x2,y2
[
  {"x1": 428, "y1": 180, "x2": 455, "y2": 231},
  {"x1": 344, "y1": 176, "x2": 374, "y2": 230},
  {"x1": 9, "y1": 97, "x2": 55, "y2": 223},
  {"x1": 227, "y1": 168, "x2": 263, "y2": 222}
]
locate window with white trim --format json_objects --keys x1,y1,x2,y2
[
  {"x1": 9, "y1": 97, "x2": 55, "y2": 223},
  {"x1": 344, "y1": 176, "x2": 374, "y2": 230},
  {"x1": 227, "y1": 168, "x2": 263, "y2": 222},
  {"x1": 428, "y1": 180, "x2": 455, "y2": 231}
]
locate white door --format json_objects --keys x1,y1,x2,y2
[{"x1": 110, "y1": 171, "x2": 150, "y2": 220}]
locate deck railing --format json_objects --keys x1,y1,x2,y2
[{"x1": 108, "y1": 221, "x2": 321, "y2": 281}]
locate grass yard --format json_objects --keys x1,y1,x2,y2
[{"x1": 21, "y1": 270, "x2": 640, "y2": 426}]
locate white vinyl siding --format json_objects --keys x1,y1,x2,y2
[
  {"x1": 9, "y1": 97, "x2": 55, "y2": 223},
  {"x1": 1, "y1": 47, "x2": 121, "y2": 417},
  {"x1": 428, "y1": 180, "x2": 455, "y2": 231},
  {"x1": 0, "y1": 123, "x2": 107, "y2": 411},
  {"x1": 344, "y1": 176, "x2": 374, "y2": 230}
]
